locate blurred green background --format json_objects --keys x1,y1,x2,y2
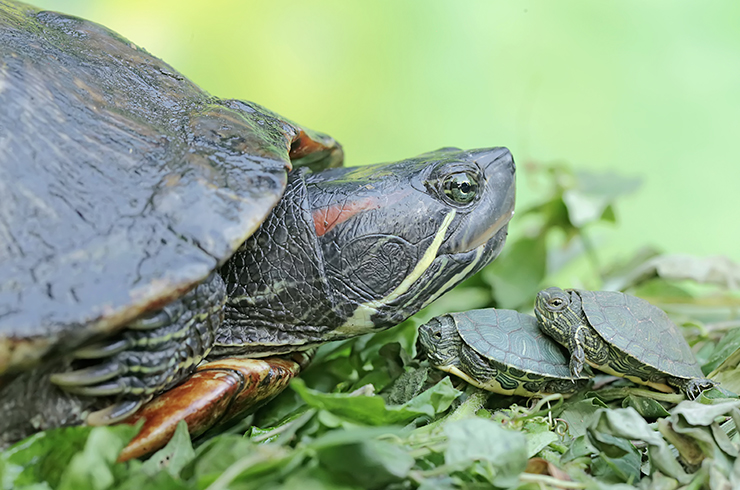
[{"x1": 32, "y1": 0, "x2": 740, "y2": 263}]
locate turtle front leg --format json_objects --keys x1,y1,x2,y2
[
  {"x1": 50, "y1": 273, "x2": 226, "y2": 425},
  {"x1": 118, "y1": 352, "x2": 311, "y2": 461},
  {"x1": 569, "y1": 325, "x2": 588, "y2": 379},
  {"x1": 668, "y1": 376, "x2": 716, "y2": 400}
]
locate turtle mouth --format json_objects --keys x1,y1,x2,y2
[{"x1": 459, "y1": 204, "x2": 515, "y2": 253}]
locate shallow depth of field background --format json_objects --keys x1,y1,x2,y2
[{"x1": 32, "y1": 0, "x2": 740, "y2": 264}]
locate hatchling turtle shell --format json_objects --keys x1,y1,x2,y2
[
  {"x1": 575, "y1": 289, "x2": 703, "y2": 379},
  {"x1": 455, "y1": 309, "x2": 578, "y2": 378}
]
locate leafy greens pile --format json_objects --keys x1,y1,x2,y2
[{"x1": 3, "y1": 162, "x2": 740, "y2": 490}]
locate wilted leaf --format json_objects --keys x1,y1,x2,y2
[
  {"x1": 590, "y1": 408, "x2": 688, "y2": 483},
  {"x1": 607, "y1": 254, "x2": 740, "y2": 292},
  {"x1": 671, "y1": 400, "x2": 740, "y2": 426},
  {"x1": 588, "y1": 430, "x2": 641, "y2": 484}
]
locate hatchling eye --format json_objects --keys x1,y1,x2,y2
[
  {"x1": 549, "y1": 298, "x2": 564, "y2": 307},
  {"x1": 443, "y1": 172, "x2": 478, "y2": 205},
  {"x1": 433, "y1": 330, "x2": 443, "y2": 340}
]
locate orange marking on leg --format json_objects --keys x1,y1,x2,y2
[{"x1": 117, "y1": 356, "x2": 302, "y2": 461}]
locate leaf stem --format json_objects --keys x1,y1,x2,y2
[{"x1": 624, "y1": 387, "x2": 684, "y2": 404}]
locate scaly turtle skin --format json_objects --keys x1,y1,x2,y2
[
  {"x1": 534, "y1": 287, "x2": 715, "y2": 400},
  {"x1": 418, "y1": 309, "x2": 592, "y2": 396},
  {"x1": 0, "y1": 1, "x2": 517, "y2": 455}
]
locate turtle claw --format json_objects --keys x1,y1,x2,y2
[
  {"x1": 682, "y1": 378, "x2": 717, "y2": 400},
  {"x1": 87, "y1": 399, "x2": 143, "y2": 426},
  {"x1": 73, "y1": 339, "x2": 131, "y2": 359},
  {"x1": 50, "y1": 361, "x2": 125, "y2": 387},
  {"x1": 128, "y1": 309, "x2": 176, "y2": 330},
  {"x1": 62, "y1": 380, "x2": 129, "y2": 397},
  {"x1": 569, "y1": 357, "x2": 584, "y2": 379}
]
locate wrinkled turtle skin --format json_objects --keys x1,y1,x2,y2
[
  {"x1": 535, "y1": 287, "x2": 715, "y2": 399},
  {"x1": 0, "y1": 1, "x2": 517, "y2": 454},
  {"x1": 418, "y1": 309, "x2": 592, "y2": 397}
]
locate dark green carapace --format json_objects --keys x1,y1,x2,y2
[
  {"x1": 0, "y1": 0, "x2": 516, "y2": 447},
  {"x1": 419, "y1": 309, "x2": 592, "y2": 397},
  {"x1": 534, "y1": 287, "x2": 715, "y2": 399}
]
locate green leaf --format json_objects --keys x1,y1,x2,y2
[
  {"x1": 141, "y1": 420, "x2": 194, "y2": 477},
  {"x1": 190, "y1": 436, "x2": 294, "y2": 489},
  {"x1": 382, "y1": 365, "x2": 434, "y2": 405},
  {"x1": 279, "y1": 465, "x2": 362, "y2": 490},
  {"x1": 57, "y1": 425, "x2": 139, "y2": 490},
  {"x1": 525, "y1": 430, "x2": 558, "y2": 458},
  {"x1": 563, "y1": 170, "x2": 641, "y2": 228},
  {"x1": 443, "y1": 418, "x2": 527, "y2": 487},
  {"x1": 561, "y1": 435, "x2": 597, "y2": 463},
  {"x1": 483, "y1": 236, "x2": 547, "y2": 309},
  {"x1": 556, "y1": 397, "x2": 607, "y2": 438},
  {"x1": 706, "y1": 330, "x2": 740, "y2": 377},
  {"x1": 290, "y1": 377, "x2": 461, "y2": 425},
  {"x1": 317, "y1": 439, "x2": 414, "y2": 489},
  {"x1": 1, "y1": 425, "x2": 137, "y2": 490},
  {"x1": 622, "y1": 395, "x2": 671, "y2": 418}
]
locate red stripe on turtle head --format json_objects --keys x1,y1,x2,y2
[{"x1": 312, "y1": 197, "x2": 384, "y2": 236}]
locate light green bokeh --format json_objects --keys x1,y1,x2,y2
[{"x1": 28, "y1": 0, "x2": 740, "y2": 263}]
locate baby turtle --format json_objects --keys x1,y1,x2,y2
[
  {"x1": 534, "y1": 287, "x2": 715, "y2": 400},
  {"x1": 418, "y1": 308, "x2": 592, "y2": 396}
]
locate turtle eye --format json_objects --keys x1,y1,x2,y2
[
  {"x1": 549, "y1": 298, "x2": 565, "y2": 309},
  {"x1": 432, "y1": 330, "x2": 443, "y2": 340},
  {"x1": 442, "y1": 172, "x2": 478, "y2": 205}
]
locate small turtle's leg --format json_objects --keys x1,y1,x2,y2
[
  {"x1": 667, "y1": 376, "x2": 716, "y2": 400},
  {"x1": 569, "y1": 326, "x2": 588, "y2": 379},
  {"x1": 117, "y1": 352, "x2": 312, "y2": 461},
  {"x1": 51, "y1": 273, "x2": 227, "y2": 424}
]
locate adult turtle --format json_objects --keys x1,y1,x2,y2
[
  {"x1": 534, "y1": 287, "x2": 715, "y2": 400},
  {"x1": 0, "y1": 1, "x2": 517, "y2": 458},
  {"x1": 418, "y1": 309, "x2": 591, "y2": 396}
]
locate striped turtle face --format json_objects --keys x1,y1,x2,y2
[
  {"x1": 307, "y1": 147, "x2": 516, "y2": 337},
  {"x1": 534, "y1": 287, "x2": 584, "y2": 347},
  {"x1": 417, "y1": 315, "x2": 462, "y2": 369}
]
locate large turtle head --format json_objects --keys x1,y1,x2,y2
[{"x1": 306, "y1": 147, "x2": 516, "y2": 337}]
